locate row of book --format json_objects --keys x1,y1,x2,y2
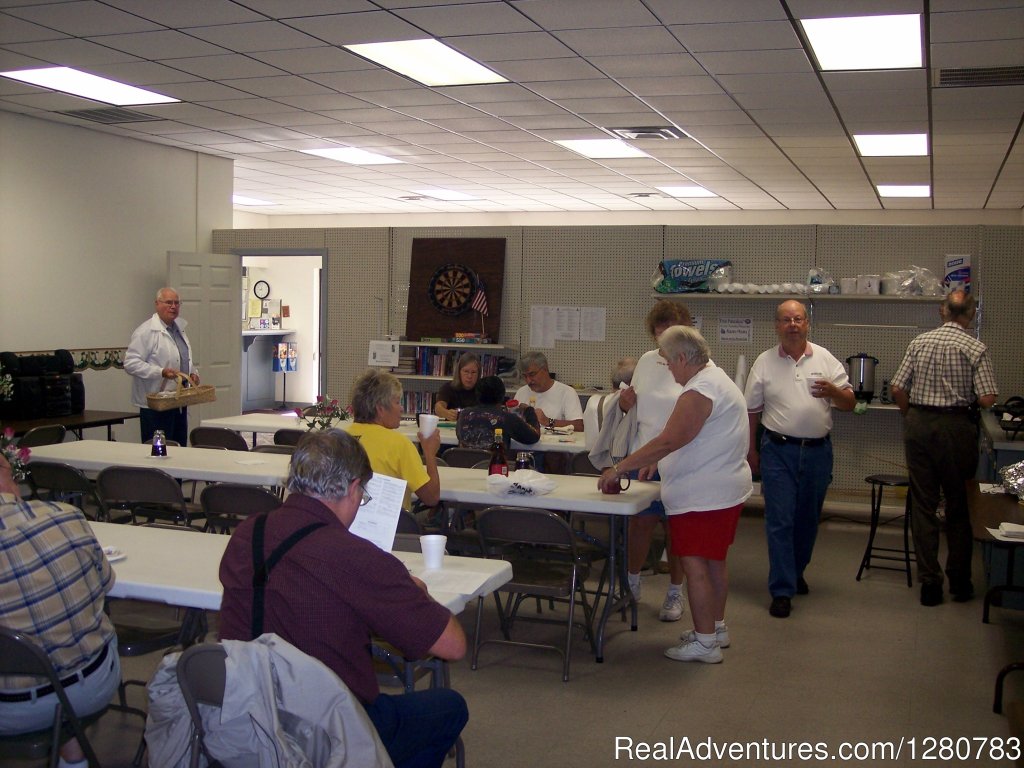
[
  {"x1": 404, "y1": 349, "x2": 503, "y2": 378},
  {"x1": 400, "y1": 390, "x2": 435, "y2": 415}
]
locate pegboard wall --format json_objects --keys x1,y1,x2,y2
[{"x1": 215, "y1": 223, "x2": 1021, "y2": 493}]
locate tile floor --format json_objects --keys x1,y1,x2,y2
[{"x1": 18, "y1": 513, "x2": 1024, "y2": 768}]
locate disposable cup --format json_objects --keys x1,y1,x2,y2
[
  {"x1": 418, "y1": 413, "x2": 439, "y2": 438},
  {"x1": 420, "y1": 534, "x2": 447, "y2": 570}
]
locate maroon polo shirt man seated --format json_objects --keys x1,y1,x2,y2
[{"x1": 218, "y1": 429, "x2": 468, "y2": 768}]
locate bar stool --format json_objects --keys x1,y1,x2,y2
[{"x1": 856, "y1": 474, "x2": 914, "y2": 587}]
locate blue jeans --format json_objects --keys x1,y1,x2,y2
[
  {"x1": 364, "y1": 688, "x2": 468, "y2": 768},
  {"x1": 140, "y1": 406, "x2": 188, "y2": 446},
  {"x1": 760, "y1": 434, "x2": 833, "y2": 597}
]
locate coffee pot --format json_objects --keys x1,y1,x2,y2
[{"x1": 846, "y1": 353, "x2": 879, "y2": 403}]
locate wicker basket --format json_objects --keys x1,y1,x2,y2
[{"x1": 146, "y1": 373, "x2": 217, "y2": 412}]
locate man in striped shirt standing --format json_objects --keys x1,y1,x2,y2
[{"x1": 891, "y1": 290, "x2": 998, "y2": 607}]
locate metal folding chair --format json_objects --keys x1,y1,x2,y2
[{"x1": 0, "y1": 627, "x2": 108, "y2": 768}]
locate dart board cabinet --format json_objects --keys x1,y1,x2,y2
[{"x1": 406, "y1": 238, "x2": 506, "y2": 342}]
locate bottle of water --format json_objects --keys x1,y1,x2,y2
[
  {"x1": 488, "y1": 428, "x2": 508, "y2": 476},
  {"x1": 151, "y1": 429, "x2": 167, "y2": 457}
]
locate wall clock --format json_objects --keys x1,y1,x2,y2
[
  {"x1": 428, "y1": 263, "x2": 474, "y2": 316},
  {"x1": 253, "y1": 280, "x2": 271, "y2": 299}
]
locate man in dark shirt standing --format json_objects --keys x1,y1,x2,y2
[
  {"x1": 891, "y1": 290, "x2": 998, "y2": 606},
  {"x1": 219, "y1": 430, "x2": 468, "y2": 768}
]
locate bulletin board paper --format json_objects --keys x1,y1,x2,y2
[
  {"x1": 718, "y1": 316, "x2": 753, "y2": 344},
  {"x1": 368, "y1": 340, "x2": 400, "y2": 367}
]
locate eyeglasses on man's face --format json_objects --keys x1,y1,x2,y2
[
  {"x1": 159, "y1": 300, "x2": 181, "y2": 306},
  {"x1": 358, "y1": 483, "x2": 372, "y2": 507}
]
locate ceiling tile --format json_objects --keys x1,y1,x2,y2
[
  {"x1": 284, "y1": 10, "x2": 425, "y2": 45},
  {"x1": 393, "y1": 2, "x2": 539, "y2": 35},
  {"x1": 185, "y1": 21, "x2": 326, "y2": 53},
  {"x1": 6, "y1": 0, "x2": 163, "y2": 36}
]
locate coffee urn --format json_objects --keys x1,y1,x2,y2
[{"x1": 846, "y1": 353, "x2": 879, "y2": 403}]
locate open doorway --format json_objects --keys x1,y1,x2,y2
[{"x1": 239, "y1": 251, "x2": 324, "y2": 412}]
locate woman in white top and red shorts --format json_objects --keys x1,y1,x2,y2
[{"x1": 599, "y1": 325, "x2": 751, "y2": 664}]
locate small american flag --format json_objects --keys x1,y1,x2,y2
[{"x1": 471, "y1": 279, "x2": 489, "y2": 316}]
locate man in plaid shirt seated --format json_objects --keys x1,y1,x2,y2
[{"x1": 0, "y1": 453, "x2": 118, "y2": 768}]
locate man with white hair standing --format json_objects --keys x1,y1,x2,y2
[
  {"x1": 124, "y1": 286, "x2": 200, "y2": 446},
  {"x1": 891, "y1": 290, "x2": 997, "y2": 606},
  {"x1": 746, "y1": 300, "x2": 855, "y2": 619}
]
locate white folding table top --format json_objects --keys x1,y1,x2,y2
[
  {"x1": 90, "y1": 521, "x2": 511, "y2": 616},
  {"x1": 29, "y1": 440, "x2": 289, "y2": 486},
  {"x1": 436, "y1": 467, "x2": 659, "y2": 516},
  {"x1": 201, "y1": 413, "x2": 588, "y2": 454}
]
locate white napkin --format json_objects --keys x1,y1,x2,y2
[{"x1": 998, "y1": 522, "x2": 1024, "y2": 538}]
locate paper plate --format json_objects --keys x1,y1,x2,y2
[{"x1": 103, "y1": 546, "x2": 126, "y2": 563}]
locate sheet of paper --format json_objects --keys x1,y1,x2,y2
[
  {"x1": 555, "y1": 306, "x2": 580, "y2": 341},
  {"x1": 579, "y1": 307, "x2": 606, "y2": 342},
  {"x1": 247, "y1": 297, "x2": 263, "y2": 319},
  {"x1": 530, "y1": 305, "x2": 556, "y2": 349},
  {"x1": 367, "y1": 340, "x2": 400, "y2": 367},
  {"x1": 350, "y1": 472, "x2": 407, "y2": 552},
  {"x1": 718, "y1": 316, "x2": 753, "y2": 343}
]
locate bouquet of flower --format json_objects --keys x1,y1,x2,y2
[
  {"x1": 295, "y1": 395, "x2": 350, "y2": 431},
  {"x1": 1, "y1": 427, "x2": 30, "y2": 482},
  {"x1": 0, "y1": 370, "x2": 12, "y2": 401}
]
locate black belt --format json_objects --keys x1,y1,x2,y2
[
  {"x1": 0, "y1": 641, "x2": 110, "y2": 702},
  {"x1": 765, "y1": 429, "x2": 828, "y2": 447},
  {"x1": 910, "y1": 404, "x2": 970, "y2": 414}
]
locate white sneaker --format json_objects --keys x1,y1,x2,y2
[
  {"x1": 680, "y1": 624, "x2": 730, "y2": 649},
  {"x1": 664, "y1": 637, "x2": 722, "y2": 664},
  {"x1": 659, "y1": 592, "x2": 684, "y2": 622}
]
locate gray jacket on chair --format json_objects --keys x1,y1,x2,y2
[{"x1": 145, "y1": 633, "x2": 393, "y2": 768}]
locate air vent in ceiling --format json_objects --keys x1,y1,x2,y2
[
  {"x1": 933, "y1": 66, "x2": 1024, "y2": 88},
  {"x1": 609, "y1": 126, "x2": 688, "y2": 140},
  {"x1": 628, "y1": 192, "x2": 661, "y2": 198},
  {"x1": 57, "y1": 107, "x2": 161, "y2": 124}
]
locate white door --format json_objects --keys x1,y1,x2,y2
[{"x1": 168, "y1": 251, "x2": 242, "y2": 426}]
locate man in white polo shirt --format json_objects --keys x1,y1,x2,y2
[
  {"x1": 745, "y1": 300, "x2": 855, "y2": 619},
  {"x1": 514, "y1": 352, "x2": 584, "y2": 432}
]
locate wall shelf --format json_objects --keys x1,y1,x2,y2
[
  {"x1": 651, "y1": 292, "x2": 941, "y2": 302},
  {"x1": 395, "y1": 341, "x2": 509, "y2": 351}
]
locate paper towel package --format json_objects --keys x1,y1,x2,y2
[{"x1": 944, "y1": 254, "x2": 971, "y2": 293}]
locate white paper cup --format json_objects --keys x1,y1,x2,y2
[
  {"x1": 418, "y1": 413, "x2": 439, "y2": 438},
  {"x1": 420, "y1": 534, "x2": 447, "y2": 569}
]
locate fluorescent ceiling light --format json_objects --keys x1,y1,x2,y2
[
  {"x1": 344, "y1": 39, "x2": 506, "y2": 87},
  {"x1": 801, "y1": 14, "x2": 922, "y2": 70},
  {"x1": 877, "y1": 184, "x2": 930, "y2": 197},
  {"x1": 414, "y1": 188, "x2": 480, "y2": 201},
  {"x1": 555, "y1": 139, "x2": 650, "y2": 159},
  {"x1": 854, "y1": 133, "x2": 928, "y2": 156},
  {"x1": 0, "y1": 66, "x2": 177, "y2": 105},
  {"x1": 657, "y1": 185, "x2": 718, "y2": 198},
  {"x1": 233, "y1": 195, "x2": 276, "y2": 206},
  {"x1": 301, "y1": 147, "x2": 403, "y2": 165}
]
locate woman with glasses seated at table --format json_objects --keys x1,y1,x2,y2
[
  {"x1": 456, "y1": 375, "x2": 541, "y2": 450},
  {"x1": 434, "y1": 353, "x2": 481, "y2": 421},
  {"x1": 347, "y1": 369, "x2": 441, "y2": 511}
]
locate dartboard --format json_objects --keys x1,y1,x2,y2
[{"x1": 428, "y1": 263, "x2": 475, "y2": 316}]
